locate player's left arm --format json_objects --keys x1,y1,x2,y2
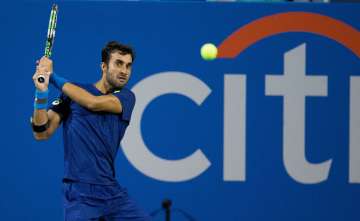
[
  {"x1": 62, "y1": 83, "x2": 123, "y2": 114},
  {"x1": 37, "y1": 56, "x2": 123, "y2": 114}
]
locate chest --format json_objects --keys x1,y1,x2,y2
[{"x1": 67, "y1": 101, "x2": 125, "y2": 132}]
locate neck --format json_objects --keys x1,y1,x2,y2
[{"x1": 94, "y1": 75, "x2": 113, "y2": 94}]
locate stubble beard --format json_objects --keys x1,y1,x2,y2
[{"x1": 106, "y1": 69, "x2": 123, "y2": 91}]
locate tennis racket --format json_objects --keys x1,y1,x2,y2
[{"x1": 38, "y1": 4, "x2": 58, "y2": 83}]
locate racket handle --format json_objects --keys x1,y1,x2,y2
[{"x1": 37, "y1": 75, "x2": 45, "y2": 83}]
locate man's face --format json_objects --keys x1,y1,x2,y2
[{"x1": 104, "y1": 51, "x2": 132, "y2": 89}]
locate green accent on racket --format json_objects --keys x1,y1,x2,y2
[{"x1": 39, "y1": 4, "x2": 58, "y2": 83}]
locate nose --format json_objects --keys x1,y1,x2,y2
[
  {"x1": 119, "y1": 64, "x2": 128, "y2": 74},
  {"x1": 118, "y1": 69, "x2": 128, "y2": 78}
]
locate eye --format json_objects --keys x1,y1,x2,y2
[{"x1": 116, "y1": 60, "x2": 123, "y2": 66}]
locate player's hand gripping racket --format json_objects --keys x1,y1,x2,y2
[{"x1": 37, "y1": 4, "x2": 58, "y2": 83}]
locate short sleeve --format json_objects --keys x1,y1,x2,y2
[
  {"x1": 48, "y1": 93, "x2": 71, "y2": 121},
  {"x1": 113, "y1": 88, "x2": 136, "y2": 122}
]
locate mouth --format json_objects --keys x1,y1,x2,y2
[{"x1": 117, "y1": 76, "x2": 127, "y2": 82}]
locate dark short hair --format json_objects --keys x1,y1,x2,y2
[{"x1": 101, "y1": 41, "x2": 135, "y2": 65}]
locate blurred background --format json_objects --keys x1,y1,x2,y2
[{"x1": 0, "y1": 0, "x2": 359, "y2": 220}]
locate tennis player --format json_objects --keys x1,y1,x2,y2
[{"x1": 31, "y1": 41, "x2": 151, "y2": 221}]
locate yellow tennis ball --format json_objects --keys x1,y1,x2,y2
[{"x1": 200, "y1": 43, "x2": 217, "y2": 61}]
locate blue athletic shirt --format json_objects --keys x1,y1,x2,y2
[{"x1": 49, "y1": 83, "x2": 135, "y2": 185}]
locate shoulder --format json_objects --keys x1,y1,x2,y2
[
  {"x1": 52, "y1": 91, "x2": 70, "y2": 104},
  {"x1": 114, "y1": 87, "x2": 135, "y2": 101},
  {"x1": 75, "y1": 82, "x2": 92, "y2": 91},
  {"x1": 125, "y1": 88, "x2": 135, "y2": 101},
  {"x1": 74, "y1": 82, "x2": 100, "y2": 95}
]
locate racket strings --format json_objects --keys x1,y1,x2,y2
[{"x1": 45, "y1": 4, "x2": 58, "y2": 58}]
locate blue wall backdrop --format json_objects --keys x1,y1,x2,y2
[{"x1": 1, "y1": 1, "x2": 359, "y2": 221}]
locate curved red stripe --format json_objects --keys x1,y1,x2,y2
[{"x1": 217, "y1": 12, "x2": 360, "y2": 58}]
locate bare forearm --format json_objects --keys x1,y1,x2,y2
[
  {"x1": 33, "y1": 109, "x2": 49, "y2": 125},
  {"x1": 50, "y1": 73, "x2": 121, "y2": 113},
  {"x1": 31, "y1": 89, "x2": 51, "y2": 139},
  {"x1": 32, "y1": 56, "x2": 62, "y2": 140},
  {"x1": 61, "y1": 82, "x2": 121, "y2": 113},
  {"x1": 62, "y1": 83, "x2": 97, "y2": 109},
  {"x1": 32, "y1": 88, "x2": 50, "y2": 125}
]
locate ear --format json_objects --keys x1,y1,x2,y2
[{"x1": 101, "y1": 62, "x2": 107, "y2": 73}]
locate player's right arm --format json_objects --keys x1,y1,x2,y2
[
  {"x1": 31, "y1": 63, "x2": 62, "y2": 140},
  {"x1": 32, "y1": 109, "x2": 61, "y2": 140}
]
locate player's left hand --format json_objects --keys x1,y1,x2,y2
[
  {"x1": 38, "y1": 56, "x2": 53, "y2": 75},
  {"x1": 33, "y1": 63, "x2": 50, "y2": 92},
  {"x1": 33, "y1": 56, "x2": 53, "y2": 91}
]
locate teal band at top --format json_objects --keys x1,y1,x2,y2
[
  {"x1": 34, "y1": 102, "x2": 48, "y2": 110},
  {"x1": 35, "y1": 89, "x2": 49, "y2": 99},
  {"x1": 50, "y1": 73, "x2": 69, "y2": 90}
]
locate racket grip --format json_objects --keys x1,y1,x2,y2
[{"x1": 37, "y1": 75, "x2": 45, "y2": 83}]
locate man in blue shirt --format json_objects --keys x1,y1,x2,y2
[{"x1": 31, "y1": 41, "x2": 150, "y2": 221}]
